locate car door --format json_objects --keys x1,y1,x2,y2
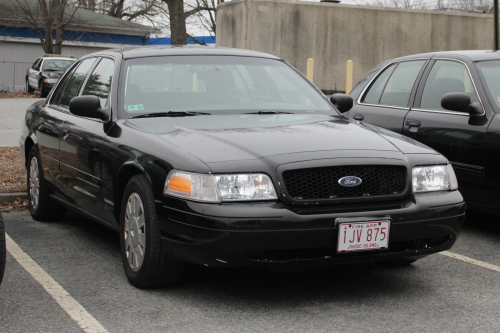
[
  {"x1": 58, "y1": 57, "x2": 115, "y2": 218},
  {"x1": 28, "y1": 59, "x2": 41, "y2": 88},
  {"x1": 403, "y1": 58, "x2": 494, "y2": 201},
  {"x1": 348, "y1": 59, "x2": 428, "y2": 133},
  {"x1": 33, "y1": 61, "x2": 83, "y2": 190}
]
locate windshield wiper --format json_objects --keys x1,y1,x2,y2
[
  {"x1": 130, "y1": 111, "x2": 211, "y2": 119},
  {"x1": 245, "y1": 111, "x2": 293, "y2": 115}
]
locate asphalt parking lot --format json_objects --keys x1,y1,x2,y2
[{"x1": 1, "y1": 210, "x2": 500, "y2": 332}]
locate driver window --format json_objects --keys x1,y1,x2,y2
[
  {"x1": 420, "y1": 60, "x2": 479, "y2": 110},
  {"x1": 31, "y1": 59, "x2": 41, "y2": 70},
  {"x1": 82, "y1": 58, "x2": 115, "y2": 107},
  {"x1": 52, "y1": 58, "x2": 96, "y2": 108}
]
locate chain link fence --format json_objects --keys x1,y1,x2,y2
[{"x1": 0, "y1": 61, "x2": 33, "y2": 93}]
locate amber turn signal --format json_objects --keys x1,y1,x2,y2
[{"x1": 167, "y1": 177, "x2": 191, "y2": 193}]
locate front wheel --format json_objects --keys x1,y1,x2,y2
[
  {"x1": 39, "y1": 81, "x2": 48, "y2": 98},
  {"x1": 120, "y1": 174, "x2": 184, "y2": 288},
  {"x1": 27, "y1": 147, "x2": 65, "y2": 221}
]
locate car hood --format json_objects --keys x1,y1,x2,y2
[
  {"x1": 126, "y1": 114, "x2": 438, "y2": 164},
  {"x1": 41, "y1": 70, "x2": 65, "y2": 78}
]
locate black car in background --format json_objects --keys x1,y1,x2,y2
[
  {"x1": 26, "y1": 55, "x2": 75, "y2": 97},
  {"x1": 347, "y1": 51, "x2": 500, "y2": 216},
  {"x1": 20, "y1": 46, "x2": 464, "y2": 288}
]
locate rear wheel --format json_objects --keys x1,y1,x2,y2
[
  {"x1": 27, "y1": 147, "x2": 66, "y2": 221},
  {"x1": 120, "y1": 174, "x2": 184, "y2": 288},
  {"x1": 0, "y1": 212, "x2": 5, "y2": 285},
  {"x1": 26, "y1": 78, "x2": 34, "y2": 94}
]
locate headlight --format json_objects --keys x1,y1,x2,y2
[
  {"x1": 215, "y1": 174, "x2": 277, "y2": 201},
  {"x1": 164, "y1": 171, "x2": 220, "y2": 203},
  {"x1": 164, "y1": 170, "x2": 278, "y2": 202},
  {"x1": 412, "y1": 164, "x2": 458, "y2": 193},
  {"x1": 43, "y1": 78, "x2": 58, "y2": 83}
]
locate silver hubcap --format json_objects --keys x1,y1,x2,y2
[
  {"x1": 124, "y1": 193, "x2": 146, "y2": 272},
  {"x1": 29, "y1": 156, "x2": 40, "y2": 210}
]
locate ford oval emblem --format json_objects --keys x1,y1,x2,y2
[{"x1": 338, "y1": 176, "x2": 362, "y2": 187}]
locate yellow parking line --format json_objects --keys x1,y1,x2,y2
[
  {"x1": 6, "y1": 234, "x2": 109, "y2": 333},
  {"x1": 440, "y1": 251, "x2": 500, "y2": 273}
]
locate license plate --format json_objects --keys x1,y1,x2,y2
[{"x1": 337, "y1": 221, "x2": 390, "y2": 252}]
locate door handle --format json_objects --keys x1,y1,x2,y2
[
  {"x1": 62, "y1": 126, "x2": 70, "y2": 140},
  {"x1": 353, "y1": 114, "x2": 364, "y2": 121},
  {"x1": 406, "y1": 120, "x2": 421, "y2": 127}
]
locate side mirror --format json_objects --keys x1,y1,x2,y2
[
  {"x1": 441, "y1": 93, "x2": 482, "y2": 116},
  {"x1": 330, "y1": 93, "x2": 353, "y2": 113},
  {"x1": 69, "y1": 95, "x2": 110, "y2": 122}
]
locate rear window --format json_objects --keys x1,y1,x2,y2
[
  {"x1": 476, "y1": 60, "x2": 500, "y2": 110},
  {"x1": 42, "y1": 60, "x2": 75, "y2": 71}
]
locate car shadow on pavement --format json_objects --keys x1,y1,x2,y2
[
  {"x1": 463, "y1": 211, "x2": 500, "y2": 241},
  {"x1": 46, "y1": 211, "x2": 431, "y2": 305}
]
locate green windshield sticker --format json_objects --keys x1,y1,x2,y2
[{"x1": 128, "y1": 104, "x2": 144, "y2": 112}]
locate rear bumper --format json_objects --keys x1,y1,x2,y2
[{"x1": 157, "y1": 191, "x2": 465, "y2": 267}]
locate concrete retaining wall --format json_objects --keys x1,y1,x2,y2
[{"x1": 216, "y1": 0, "x2": 494, "y2": 92}]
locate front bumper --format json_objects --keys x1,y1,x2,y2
[{"x1": 157, "y1": 191, "x2": 465, "y2": 267}]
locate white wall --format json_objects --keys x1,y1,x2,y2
[{"x1": 0, "y1": 40, "x2": 112, "y2": 92}]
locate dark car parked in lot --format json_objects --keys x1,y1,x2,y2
[
  {"x1": 347, "y1": 50, "x2": 500, "y2": 216},
  {"x1": 20, "y1": 46, "x2": 464, "y2": 288}
]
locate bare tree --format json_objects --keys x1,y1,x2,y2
[
  {"x1": 97, "y1": 0, "x2": 159, "y2": 21},
  {"x1": 0, "y1": 0, "x2": 80, "y2": 54},
  {"x1": 367, "y1": 0, "x2": 430, "y2": 9},
  {"x1": 186, "y1": 0, "x2": 217, "y2": 37},
  {"x1": 153, "y1": 0, "x2": 216, "y2": 45},
  {"x1": 351, "y1": 0, "x2": 495, "y2": 13},
  {"x1": 451, "y1": 0, "x2": 494, "y2": 13}
]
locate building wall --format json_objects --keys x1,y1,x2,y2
[
  {"x1": 216, "y1": 0, "x2": 495, "y2": 92},
  {"x1": 0, "y1": 41, "x2": 111, "y2": 92}
]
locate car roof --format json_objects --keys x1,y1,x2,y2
[
  {"x1": 83, "y1": 45, "x2": 282, "y2": 60},
  {"x1": 394, "y1": 50, "x2": 500, "y2": 62}
]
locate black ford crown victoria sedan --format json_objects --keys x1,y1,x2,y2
[
  {"x1": 20, "y1": 46, "x2": 464, "y2": 288},
  {"x1": 347, "y1": 50, "x2": 500, "y2": 216}
]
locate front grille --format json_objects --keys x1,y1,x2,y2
[{"x1": 282, "y1": 165, "x2": 406, "y2": 200}]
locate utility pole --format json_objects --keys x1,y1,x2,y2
[{"x1": 495, "y1": 0, "x2": 499, "y2": 50}]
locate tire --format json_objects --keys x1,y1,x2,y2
[
  {"x1": 27, "y1": 147, "x2": 66, "y2": 221},
  {"x1": 120, "y1": 174, "x2": 184, "y2": 288},
  {"x1": 378, "y1": 257, "x2": 418, "y2": 267},
  {"x1": 26, "y1": 78, "x2": 34, "y2": 94},
  {"x1": 39, "y1": 82, "x2": 48, "y2": 98},
  {"x1": 0, "y1": 212, "x2": 6, "y2": 285}
]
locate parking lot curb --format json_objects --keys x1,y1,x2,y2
[{"x1": 0, "y1": 192, "x2": 28, "y2": 203}]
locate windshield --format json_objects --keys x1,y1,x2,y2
[
  {"x1": 119, "y1": 56, "x2": 335, "y2": 118},
  {"x1": 42, "y1": 60, "x2": 74, "y2": 71},
  {"x1": 476, "y1": 60, "x2": 500, "y2": 110}
]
